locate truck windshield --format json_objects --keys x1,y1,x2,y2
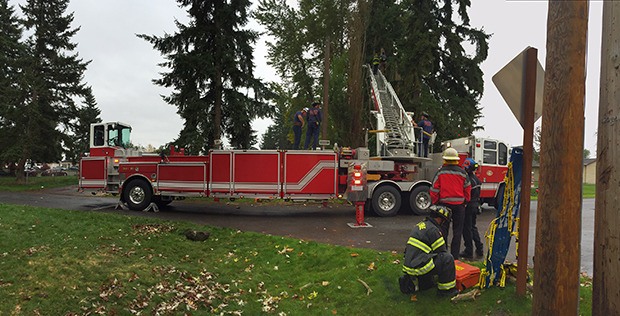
[{"x1": 107, "y1": 124, "x2": 132, "y2": 148}]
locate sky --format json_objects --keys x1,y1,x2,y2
[{"x1": 7, "y1": 0, "x2": 602, "y2": 155}]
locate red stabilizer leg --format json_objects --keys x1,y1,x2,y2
[{"x1": 355, "y1": 202, "x2": 367, "y2": 226}]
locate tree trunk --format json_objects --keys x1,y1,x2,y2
[
  {"x1": 593, "y1": 2, "x2": 620, "y2": 314},
  {"x1": 214, "y1": 66, "x2": 223, "y2": 148},
  {"x1": 532, "y1": 1, "x2": 588, "y2": 314},
  {"x1": 321, "y1": 36, "x2": 330, "y2": 140},
  {"x1": 15, "y1": 157, "x2": 27, "y2": 184},
  {"x1": 347, "y1": 0, "x2": 370, "y2": 148}
]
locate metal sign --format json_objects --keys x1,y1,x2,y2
[
  {"x1": 318, "y1": 139, "x2": 330, "y2": 146},
  {"x1": 492, "y1": 47, "x2": 545, "y2": 128}
]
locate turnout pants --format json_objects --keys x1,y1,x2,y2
[
  {"x1": 462, "y1": 202, "x2": 484, "y2": 255},
  {"x1": 440, "y1": 203, "x2": 466, "y2": 260},
  {"x1": 293, "y1": 125, "x2": 302, "y2": 149},
  {"x1": 400, "y1": 252, "x2": 456, "y2": 293}
]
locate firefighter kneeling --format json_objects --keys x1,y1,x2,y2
[{"x1": 399, "y1": 205, "x2": 459, "y2": 298}]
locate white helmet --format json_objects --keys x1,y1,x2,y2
[{"x1": 442, "y1": 148, "x2": 460, "y2": 161}]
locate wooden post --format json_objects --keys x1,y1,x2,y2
[
  {"x1": 593, "y1": 2, "x2": 620, "y2": 314},
  {"x1": 516, "y1": 47, "x2": 537, "y2": 296},
  {"x1": 532, "y1": 1, "x2": 588, "y2": 314}
]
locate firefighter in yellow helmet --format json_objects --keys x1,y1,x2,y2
[{"x1": 399, "y1": 205, "x2": 459, "y2": 298}]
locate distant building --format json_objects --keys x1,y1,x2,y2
[{"x1": 583, "y1": 158, "x2": 597, "y2": 185}]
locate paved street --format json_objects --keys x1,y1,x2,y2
[{"x1": 0, "y1": 186, "x2": 595, "y2": 275}]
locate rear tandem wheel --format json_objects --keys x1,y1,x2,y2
[{"x1": 371, "y1": 185, "x2": 402, "y2": 217}]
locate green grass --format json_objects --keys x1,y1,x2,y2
[
  {"x1": 529, "y1": 183, "x2": 595, "y2": 200},
  {"x1": 0, "y1": 204, "x2": 593, "y2": 315},
  {"x1": 0, "y1": 175, "x2": 77, "y2": 191},
  {"x1": 582, "y1": 183, "x2": 595, "y2": 198}
]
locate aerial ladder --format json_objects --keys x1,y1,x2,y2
[{"x1": 365, "y1": 66, "x2": 422, "y2": 159}]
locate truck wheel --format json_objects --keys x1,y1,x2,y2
[
  {"x1": 123, "y1": 179, "x2": 152, "y2": 211},
  {"x1": 371, "y1": 186, "x2": 401, "y2": 217},
  {"x1": 409, "y1": 185, "x2": 432, "y2": 215}
]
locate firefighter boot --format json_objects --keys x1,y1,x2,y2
[
  {"x1": 476, "y1": 248, "x2": 484, "y2": 258},
  {"x1": 459, "y1": 250, "x2": 474, "y2": 260},
  {"x1": 437, "y1": 287, "x2": 459, "y2": 298},
  {"x1": 398, "y1": 274, "x2": 418, "y2": 294}
]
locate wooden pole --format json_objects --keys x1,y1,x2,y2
[
  {"x1": 532, "y1": 1, "x2": 588, "y2": 314},
  {"x1": 516, "y1": 47, "x2": 537, "y2": 296},
  {"x1": 593, "y1": 2, "x2": 620, "y2": 314}
]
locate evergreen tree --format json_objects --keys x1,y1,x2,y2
[
  {"x1": 0, "y1": 0, "x2": 28, "y2": 171},
  {"x1": 260, "y1": 83, "x2": 296, "y2": 149},
  {"x1": 396, "y1": 0, "x2": 489, "y2": 146},
  {"x1": 65, "y1": 87, "x2": 101, "y2": 164},
  {"x1": 9, "y1": 0, "x2": 92, "y2": 182},
  {"x1": 139, "y1": 0, "x2": 272, "y2": 153}
]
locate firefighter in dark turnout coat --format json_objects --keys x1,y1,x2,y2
[
  {"x1": 399, "y1": 205, "x2": 459, "y2": 297},
  {"x1": 460, "y1": 158, "x2": 484, "y2": 258}
]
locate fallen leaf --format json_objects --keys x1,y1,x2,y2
[
  {"x1": 367, "y1": 262, "x2": 376, "y2": 271},
  {"x1": 350, "y1": 253, "x2": 359, "y2": 257},
  {"x1": 410, "y1": 295, "x2": 418, "y2": 302},
  {"x1": 332, "y1": 309, "x2": 338, "y2": 314},
  {"x1": 321, "y1": 281, "x2": 330, "y2": 286}
]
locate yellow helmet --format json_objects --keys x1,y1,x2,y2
[
  {"x1": 442, "y1": 147, "x2": 460, "y2": 161},
  {"x1": 430, "y1": 205, "x2": 452, "y2": 221}
]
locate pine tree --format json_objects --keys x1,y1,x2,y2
[
  {"x1": 65, "y1": 87, "x2": 101, "y2": 164},
  {"x1": 0, "y1": 0, "x2": 28, "y2": 173},
  {"x1": 10, "y1": 0, "x2": 92, "y2": 182},
  {"x1": 260, "y1": 83, "x2": 296, "y2": 149},
  {"x1": 139, "y1": 0, "x2": 272, "y2": 153},
  {"x1": 396, "y1": 0, "x2": 489, "y2": 145}
]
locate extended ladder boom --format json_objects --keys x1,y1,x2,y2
[{"x1": 366, "y1": 65, "x2": 420, "y2": 158}]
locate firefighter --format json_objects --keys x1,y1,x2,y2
[
  {"x1": 413, "y1": 112, "x2": 433, "y2": 157},
  {"x1": 292, "y1": 107, "x2": 308, "y2": 150},
  {"x1": 399, "y1": 205, "x2": 459, "y2": 298},
  {"x1": 430, "y1": 147, "x2": 471, "y2": 260},
  {"x1": 304, "y1": 101, "x2": 322, "y2": 150},
  {"x1": 372, "y1": 53, "x2": 380, "y2": 75},
  {"x1": 460, "y1": 158, "x2": 484, "y2": 259}
]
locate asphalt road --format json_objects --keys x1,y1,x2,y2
[{"x1": 0, "y1": 186, "x2": 595, "y2": 276}]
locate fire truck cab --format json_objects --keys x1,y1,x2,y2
[{"x1": 442, "y1": 136, "x2": 510, "y2": 206}]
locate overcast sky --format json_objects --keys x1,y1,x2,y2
[{"x1": 8, "y1": 0, "x2": 602, "y2": 155}]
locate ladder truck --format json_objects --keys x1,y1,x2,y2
[{"x1": 78, "y1": 67, "x2": 502, "y2": 216}]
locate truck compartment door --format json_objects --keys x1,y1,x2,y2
[
  {"x1": 283, "y1": 152, "x2": 338, "y2": 199},
  {"x1": 79, "y1": 157, "x2": 107, "y2": 189}
]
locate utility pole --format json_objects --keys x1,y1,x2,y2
[
  {"x1": 532, "y1": 1, "x2": 588, "y2": 314},
  {"x1": 593, "y1": 2, "x2": 620, "y2": 314}
]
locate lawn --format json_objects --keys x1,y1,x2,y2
[
  {"x1": 0, "y1": 204, "x2": 593, "y2": 315},
  {"x1": 0, "y1": 175, "x2": 77, "y2": 191}
]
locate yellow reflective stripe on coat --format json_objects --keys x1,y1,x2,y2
[
  {"x1": 408, "y1": 237, "x2": 432, "y2": 253},
  {"x1": 430, "y1": 237, "x2": 445, "y2": 251},
  {"x1": 402, "y1": 259, "x2": 435, "y2": 276},
  {"x1": 437, "y1": 280, "x2": 456, "y2": 290}
]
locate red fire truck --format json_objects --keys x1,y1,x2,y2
[
  {"x1": 440, "y1": 136, "x2": 510, "y2": 206},
  {"x1": 79, "y1": 69, "x2": 508, "y2": 216},
  {"x1": 79, "y1": 121, "x2": 436, "y2": 216}
]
